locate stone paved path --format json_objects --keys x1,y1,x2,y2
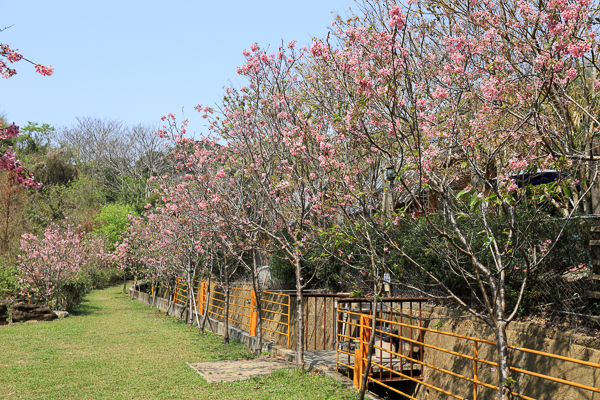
[{"x1": 187, "y1": 354, "x2": 293, "y2": 383}]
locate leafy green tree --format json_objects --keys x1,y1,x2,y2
[{"x1": 95, "y1": 203, "x2": 138, "y2": 250}]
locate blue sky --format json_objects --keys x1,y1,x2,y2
[{"x1": 2, "y1": 0, "x2": 352, "y2": 134}]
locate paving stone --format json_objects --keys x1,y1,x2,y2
[{"x1": 187, "y1": 354, "x2": 293, "y2": 383}]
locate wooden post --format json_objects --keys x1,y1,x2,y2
[
  {"x1": 589, "y1": 228, "x2": 600, "y2": 302},
  {"x1": 353, "y1": 314, "x2": 372, "y2": 389},
  {"x1": 195, "y1": 280, "x2": 201, "y2": 314},
  {"x1": 589, "y1": 141, "x2": 600, "y2": 215}
]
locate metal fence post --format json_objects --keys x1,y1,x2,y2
[
  {"x1": 250, "y1": 290, "x2": 258, "y2": 336},
  {"x1": 473, "y1": 340, "x2": 478, "y2": 400},
  {"x1": 173, "y1": 277, "x2": 180, "y2": 302}
]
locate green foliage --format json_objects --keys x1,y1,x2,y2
[
  {"x1": 385, "y1": 207, "x2": 594, "y2": 316},
  {"x1": 0, "y1": 258, "x2": 17, "y2": 299},
  {"x1": 58, "y1": 278, "x2": 90, "y2": 311},
  {"x1": 95, "y1": 203, "x2": 138, "y2": 249},
  {"x1": 0, "y1": 121, "x2": 54, "y2": 156},
  {"x1": 17, "y1": 122, "x2": 55, "y2": 154},
  {"x1": 30, "y1": 148, "x2": 78, "y2": 186},
  {"x1": 269, "y1": 230, "x2": 347, "y2": 291},
  {"x1": 27, "y1": 174, "x2": 106, "y2": 233}
]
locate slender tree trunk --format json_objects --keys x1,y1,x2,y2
[
  {"x1": 223, "y1": 272, "x2": 230, "y2": 344},
  {"x1": 186, "y1": 271, "x2": 193, "y2": 326},
  {"x1": 179, "y1": 292, "x2": 188, "y2": 321},
  {"x1": 200, "y1": 275, "x2": 212, "y2": 333},
  {"x1": 495, "y1": 274, "x2": 513, "y2": 400},
  {"x1": 150, "y1": 278, "x2": 157, "y2": 309},
  {"x1": 295, "y1": 254, "x2": 305, "y2": 366},
  {"x1": 590, "y1": 140, "x2": 600, "y2": 215},
  {"x1": 496, "y1": 320, "x2": 513, "y2": 400},
  {"x1": 190, "y1": 278, "x2": 202, "y2": 329},
  {"x1": 358, "y1": 284, "x2": 379, "y2": 400},
  {"x1": 251, "y1": 249, "x2": 263, "y2": 354},
  {"x1": 165, "y1": 283, "x2": 175, "y2": 317}
]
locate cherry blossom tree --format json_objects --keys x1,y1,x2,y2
[
  {"x1": 0, "y1": 40, "x2": 53, "y2": 79},
  {"x1": 1, "y1": 34, "x2": 52, "y2": 188},
  {"x1": 0, "y1": 121, "x2": 42, "y2": 188},
  {"x1": 199, "y1": 40, "x2": 351, "y2": 363},
  {"x1": 301, "y1": 0, "x2": 600, "y2": 398},
  {"x1": 142, "y1": 0, "x2": 600, "y2": 396},
  {"x1": 17, "y1": 221, "x2": 107, "y2": 311}
]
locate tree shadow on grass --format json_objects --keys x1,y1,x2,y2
[{"x1": 70, "y1": 299, "x2": 102, "y2": 317}]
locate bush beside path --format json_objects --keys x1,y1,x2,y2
[{"x1": 0, "y1": 287, "x2": 355, "y2": 400}]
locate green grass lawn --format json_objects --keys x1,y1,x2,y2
[{"x1": 0, "y1": 287, "x2": 355, "y2": 400}]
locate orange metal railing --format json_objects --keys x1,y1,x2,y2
[
  {"x1": 170, "y1": 278, "x2": 291, "y2": 348},
  {"x1": 261, "y1": 291, "x2": 291, "y2": 349},
  {"x1": 207, "y1": 283, "x2": 252, "y2": 330},
  {"x1": 173, "y1": 277, "x2": 188, "y2": 305},
  {"x1": 336, "y1": 299, "x2": 600, "y2": 399}
]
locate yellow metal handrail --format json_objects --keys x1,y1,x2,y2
[
  {"x1": 261, "y1": 291, "x2": 291, "y2": 348},
  {"x1": 336, "y1": 304, "x2": 600, "y2": 400},
  {"x1": 168, "y1": 280, "x2": 292, "y2": 350}
]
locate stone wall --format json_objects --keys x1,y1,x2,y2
[
  {"x1": 0, "y1": 302, "x2": 8, "y2": 325},
  {"x1": 408, "y1": 305, "x2": 600, "y2": 400}
]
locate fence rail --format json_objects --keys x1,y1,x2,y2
[
  {"x1": 261, "y1": 290, "x2": 291, "y2": 348},
  {"x1": 170, "y1": 279, "x2": 291, "y2": 348},
  {"x1": 336, "y1": 299, "x2": 600, "y2": 399}
]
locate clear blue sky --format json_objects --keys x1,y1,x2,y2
[{"x1": 2, "y1": 0, "x2": 353, "y2": 134}]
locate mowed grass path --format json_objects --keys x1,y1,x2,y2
[{"x1": 0, "y1": 287, "x2": 355, "y2": 400}]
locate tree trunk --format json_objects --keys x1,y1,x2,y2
[
  {"x1": 179, "y1": 297, "x2": 188, "y2": 321},
  {"x1": 251, "y1": 249, "x2": 263, "y2": 354},
  {"x1": 187, "y1": 290, "x2": 193, "y2": 326},
  {"x1": 190, "y1": 280, "x2": 201, "y2": 329},
  {"x1": 295, "y1": 254, "x2": 305, "y2": 366},
  {"x1": 223, "y1": 273, "x2": 230, "y2": 344},
  {"x1": 150, "y1": 279, "x2": 157, "y2": 309},
  {"x1": 589, "y1": 140, "x2": 600, "y2": 215},
  {"x1": 358, "y1": 286, "x2": 379, "y2": 400},
  {"x1": 200, "y1": 275, "x2": 212, "y2": 333},
  {"x1": 496, "y1": 320, "x2": 513, "y2": 400},
  {"x1": 186, "y1": 272, "x2": 193, "y2": 327},
  {"x1": 165, "y1": 284, "x2": 174, "y2": 317}
]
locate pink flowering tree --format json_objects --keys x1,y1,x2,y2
[
  {"x1": 1, "y1": 35, "x2": 52, "y2": 188},
  {"x1": 302, "y1": 0, "x2": 600, "y2": 398},
  {"x1": 119, "y1": 212, "x2": 178, "y2": 305},
  {"x1": 0, "y1": 120, "x2": 42, "y2": 188},
  {"x1": 17, "y1": 221, "x2": 107, "y2": 311},
  {"x1": 199, "y1": 40, "x2": 351, "y2": 363},
  {"x1": 152, "y1": 123, "x2": 247, "y2": 340},
  {"x1": 179, "y1": 138, "x2": 271, "y2": 348},
  {"x1": 1, "y1": 41, "x2": 53, "y2": 79}
]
